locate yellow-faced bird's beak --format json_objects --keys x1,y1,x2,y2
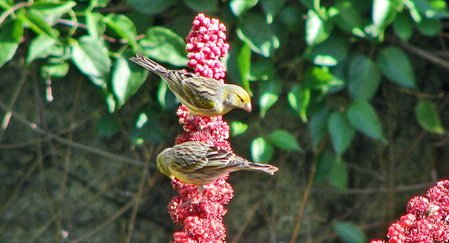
[{"x1": 244, "y1": 103, "x2": 252, "y2": 112}]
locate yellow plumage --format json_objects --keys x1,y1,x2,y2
[
  {"x1": 129, "y1": 54, "x2": 252, "y2": 117},
  {"x1": 156, "y1": 141, "x2": 279, "y2": 185}
]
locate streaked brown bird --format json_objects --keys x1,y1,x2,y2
[
  {"x1": 129, "y1": 54, "x2": 252, "y2": 117},
  {"x1": 156, "y1": 141, "x2": 278, "y2": 185}
]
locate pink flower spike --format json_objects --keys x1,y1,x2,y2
[
  {"x1": 372, "y1": 180, "x2": 449, "y2": 242},
  {"x1": 170, "y1": 13, "x2": 233, "y2": 243}
]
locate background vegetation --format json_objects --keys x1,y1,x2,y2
[{"x1": 0, "y1": 0, "x2": 448, "y2": 242}]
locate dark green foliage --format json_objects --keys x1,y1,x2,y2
[{"x1": 0, "y1": 0, "x2": 448, "y2": 242}]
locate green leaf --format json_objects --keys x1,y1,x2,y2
[
  {"x1": 19, "y1": 10, "x2": 59, "y2": 38},
  {"x1": 278, "y1": 6, "x2": 304, "y2": 33},
  {"x1": 305, "y1": 10, "x2": 331, "y2": 45},
  {"x1": 309, "y1": 107, "x2": 330, "y2": 148},
  {"x1": 303, "y1": 66, "x2": 344, "y2": 92},
  {"x1": 334, "y1": 0, "x2": 365, "y2": 36},
  {"x1": 308, "y1": 34, "x2": 348, "y2": 66},
  {"x1": 372, "y1": 0, "x2": 397, "y2": 39},
  {"x1": 347, "y1": 55, "x2": 381, "y2": 101},
  {"x1": 315, "y1": 149, "x2": 336, "y2": 183},
  {"x1": 157, "y1": 81, "x2": 178, "y2": 110},
  {"x1": 415, "y1": 100, "x2": 444, "y2": 134},
  {"x1": 70, "y1": 36, "x2": 111, "y2": 88},
  {"x1": 237, "y1": 13, "x2": 280, "y2": 57},
  {"x1": 30, "y1": 1, "x2": 76, "y2": 15},
  {"x1": 328, "y1": 111, "x2": 355, "y2": 154},
  {"x1": 29, "y1": 1, "x2": 76, "y2": 25},
  {"x1": 96, "y1": 114, "x2": 120, "y2": 138},
  {"x1": 268, "y1": 129, "x2": 303, "y2": 152},
  {"x1": 347, "y1": 100, "x2": 387, "y2": 143},
  {"x1": 237, "y1": 43, "x2": 252, "y2": 93},
  {"x1": 0, "y1": 20, "x2": 23, "y2": 67},
  {"x1": 26, "y1": 35, "x2": 63, "y2": 64},
  {"x1": 259, "y1": 79, "x2": 281, "y2": 118},
  {"x1": 250, "y1": 58, "x2": 276, "y2": 81},
  {"x1": 251, "y1": 137, "x2": 274, "y2": 162},
  {"x1": 139, "y1": 27, "x2": 188, "y2": 67},
  {"x1": 131, "y1": 112, "x2": 167, "y2": 144},
  {"x1": 333, "y1": 221, "x2": 367, "y2": 243},
  {"x1": 377, "y1": 46, "x2": 416, "y2": 88},
  {"x1": 407, "y1": 0, "x2": 449, "y2": 19},
  {"x1": 230, "y1": 121, "x2": 248, "y2": 136},
  {"x1": 372, "y1": 0, "x2": 394, "y2": 27},
  {"x1": 86, "y1": 12, "x2": 106, "y2": 38},
  {"x1": 393, "y1": 12, "x2": 414, "y2": 41},
  {"x1": 40, "y1": 62, "x2": 69, "y2": 79},
  {"x1": 416, "y1": 18, "x2": 442, "y2": 36},
  {"x1": 111, "y1": 55, "x2": 148, "y2": 109},
  {"x1": 261, "y1": 0, "x2": 286, "y2": 20},
  {"x1": 230, "y1": 0, "x2": 258, "y2": 16},
  {"x1": 127, "y1": 0, "x2": 176, "y2": 15},
  {"x1": 329, "y1": 158, "x2": 348, "y2": 191},
  {"x1": 103, "y1": 14, "x2": 138, "y2": 50},
  {"x1": 288, "y1": 84, "x2": 310, "y2": 122},
  {"x1": 91, "y1": 0, "x2": 110, "y2": 8},
  {"x1": 184, "y1": 0, "x2": 218, "y2": 12}
]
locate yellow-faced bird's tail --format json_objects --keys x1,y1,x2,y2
[
  {"x1": 244, "y1": 162, "x2": 279, "y2": 175},
  {"x1": 129, "y1": 54, "x2": 168, "y2": 77}
]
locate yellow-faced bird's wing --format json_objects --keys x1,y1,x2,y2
[
  {"x1": 170, "y1": 142, "x2": 209, "y2": 172},
  {"x1": 204, "y1": 146, "x2": 245, "y2": 169},
  {"x1": 181, "y1": 75, "x2": 220, "y2": 110}
]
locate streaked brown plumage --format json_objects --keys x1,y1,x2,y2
[
  {"x1": 156, "y1": 141, "x2": 279, "y2": 185},
  {"x1": 129, "y1": 54, "x2": 252, "y2": 116}
]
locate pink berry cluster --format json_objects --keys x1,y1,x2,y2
[
  {"x1": 185, "y1": 13, "x2": 229, "y2": 80},
  {"x1": 371, "y1": 180, "x2": 449, "y2": 243},
  {"x1": 175, "y1": 106, "x2": 231, "y2": 151},
  {"x1": 169, "y1": 178, "x2": 233, "y2": 242},
  {"x1": 169, "y1": 13, "x2": 234, "y2": 243}
]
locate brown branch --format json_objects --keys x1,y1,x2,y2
[
  {"x1": 0, "y1": 100, "x2": 144, "y2": 166},
  {"x1": 290, "y1": 156, "x2": 316, "y2": 243},
  {"x1": 230, "y1": 200, "x2": 262, "y2": 243},
  {"x1": 70, "y1": 196, "x2": 135, "y2": 243},
  {"x1": 399, "y1": 41, "x2": 449, "y2": 71},
  {"x1": 0, "y1": 68, "x2": 28, "y2": 142},
  {"x1": 126, "y1": 145, "x2": 159, "y2": 243},
  {"x1": 55, "y1": 19, "x2": 146, "y2": 44},
  {"x1": 70, "y1": 170, "x2": 161, "y2": 243}
]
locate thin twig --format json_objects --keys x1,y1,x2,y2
[
  {"x1": 310, "y1": 182, "x2": 432, "y2": 194},
  {"x1": 126, "y1": 145, "x2": 157, "y2": 243},
  {"x1": 70, "y1": 172, "x2": 161, "y2": 243},
  {"x1": 231, "y1": 200, "x2": 262, "y2": 243},
  {"x1": 0, "y1": 100, "x2": 144, "y2": 166},
  {"x1": 0, "y1": 1, "x2": 33, "y2": 26},
  {"x1": 57, "y1": 79, "x2": 82, "y2": 239},
  {"x1": 0, "y1": 158, "x2": 39, "y2": 214},
  {"x1": 55, "y1": 18, "x2": 146, "y2": 43},
  {"x1": 33, "y1": 79, "x2": 62, "y2": 242},
  {"x1": 70, "y1": 197, "x2": 135, "y2": 243},
  {"x1": 399, "y1": 41, "x2": 449, "y2": 70},
  {"x1": 0, "y1": 109, "x2": 101, "y2": 149},
  {"x1": 0, "y1": 69, "x2": 28, "y2": 141},
  {"x1": 290, "y1": 157, "x2": 316, "y2": 243}
]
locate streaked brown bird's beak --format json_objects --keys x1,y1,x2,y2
[{"x1": 244, "y1": 103, "x2": 252, "y2": 112}]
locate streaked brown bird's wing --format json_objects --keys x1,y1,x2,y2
[
  {"x1": 181, "y1": 75, "x2": 220, "y2": 110},
  {"x1": 170, "y1": 142, "x2": 209, "y2": 172},
  {"x1": 204, "y1": 146, "x2": 245, "y2": 168}
]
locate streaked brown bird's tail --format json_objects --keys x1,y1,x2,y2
[
  {"x1": 242, "y1": 162, "x2": 279, "y2": 175},
  {"x1": 129, "y1": 54, "x2": 168, "y2": 77}
]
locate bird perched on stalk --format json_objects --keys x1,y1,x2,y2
[
  {"x1": 156, "y1": 141, "x2": 278, "y2": 185},
  {"x1": 129, "y1": 54, "x2": 252, "y2": 117}
]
